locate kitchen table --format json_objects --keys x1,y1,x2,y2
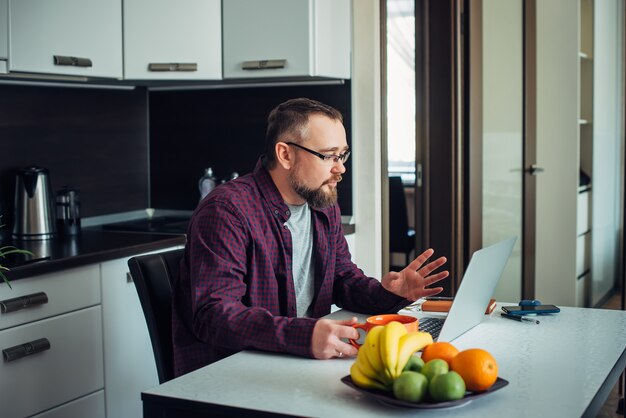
[{"x1": 141, "y1": 304, "x2": 626, "y2": 417}]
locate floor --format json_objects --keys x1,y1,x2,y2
[{"x1": 598, "y1": 292, "x2": 624, "y2": 417}]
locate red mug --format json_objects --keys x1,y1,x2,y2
[{"x1": 349, "y1": 314, "x2": 419, "y2": 348}]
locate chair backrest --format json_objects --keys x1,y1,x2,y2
[{"x1": 128, "y1": 248, "x2": 183, "y2": 384}]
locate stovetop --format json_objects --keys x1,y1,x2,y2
[{"x1": 99, "y1": 216, "x2": 190, "y2": 235}]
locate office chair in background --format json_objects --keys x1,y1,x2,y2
[
  {"x1": 388, "y1": 176, "x2": 416, "y2": 270},
  {"x1": 128, "y1": 248, "x2": 183, "y2": 384}
]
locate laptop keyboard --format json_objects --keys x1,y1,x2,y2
[{"x1": 419, "y1": 317, "x2": 445, "y2": 340}]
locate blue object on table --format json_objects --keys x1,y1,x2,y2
[{"x1": 519, "y1": 299, "x2": 542, "y2": 306}]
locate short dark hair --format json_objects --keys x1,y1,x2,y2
[{"x1": 264, "y1": 98, "x2": 343, "y2": 169}]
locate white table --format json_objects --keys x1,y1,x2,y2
[{"x1": 142, "y1": 304, "x2": 626, "y2": 417}]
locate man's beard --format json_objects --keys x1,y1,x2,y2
[{"x1": 289, "y1": 172, "x2": 342, "y2": 210}]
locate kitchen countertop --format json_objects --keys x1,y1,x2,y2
[
  {"x1": 1, "y1": 212, "x2": 355, "y2": 282},
  {"x1": 1, "y1": 229, "x2": 186, "y2": 281}
]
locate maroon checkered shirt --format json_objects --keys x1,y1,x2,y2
[{"x1": 172, "y1": 158, "x2": 409, "y2": 376}]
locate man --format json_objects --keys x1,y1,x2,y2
[{"x1": 172, "y1": 98, "x2": 448, "y2": 377}]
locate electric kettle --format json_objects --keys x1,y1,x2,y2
[{"x1": 12, "y1": 166, "x2": 57, "y2": 240}]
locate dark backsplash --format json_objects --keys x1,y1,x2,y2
[
  {"x1": 0, "y1": 84, "x2": 150, "y2": 227},
  {"x1": 0, "y1": 81, "x2": 353, "y2": 228},
  {"x1": 149, "y1": 82, "x2": 353, "y2": 215}
]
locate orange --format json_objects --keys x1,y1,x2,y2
[
  {"x1": 450, "y1": 348, "x2": 498, "y2": 392},
  {"x1": 420, "y1": 341, "x2": 459, "y2": 366}
]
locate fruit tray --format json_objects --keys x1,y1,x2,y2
[{"x1": 341, "y1": 375, "x2": 509, "y2": 409}]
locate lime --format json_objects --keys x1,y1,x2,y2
[
  {"x1": 421, "y1": 358, "x2": 449, "y2": 382},
  {"x1": 403, "y1": 355, "x2": 425, "y2": 373},
  {"x1": 392, "y1": 371, "x2": 428, "y2": 403},
  {"x1": 429, "y1": 371, "x2": 466, "y2": 401}
]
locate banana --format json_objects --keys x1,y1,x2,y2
[
  {"x1": 363, "y1": 326, "x2": 385, "y2": 375},
  {"x1": 394, "y1": 331, "x2": 433, "y2": 376},
  {"x1": 350, "y1": 362, "x2": 388, "y2": 391},
  {"x1": 355, "y1": 345, "x2": 379, "y2": 381},
  {"x1": 379, "y1": 321, "x2": 408, "y2": 379}
]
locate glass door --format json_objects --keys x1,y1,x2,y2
[{"x1": 481, "y1": 0, "x2": 524, "y2": 301}]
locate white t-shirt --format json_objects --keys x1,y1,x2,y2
[{"x1": 285, "y1": 202, "x2": 315, "y2": 317}]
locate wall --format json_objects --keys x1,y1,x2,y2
[
  {"x1": 0, "y1": 81, "x2": 354, "y2": 232},
  {"x1": 351, "y1": 0, "x2": 383, "y2": 278},
  {"x1": 149, "y1": 83, "x2": 353, "y2": 215},
  {"x1": 0, "y1": 84, "x2": 149, "y2": 227}
]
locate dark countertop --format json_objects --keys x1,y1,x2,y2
[
  {"x1": 1, "y1": 229, "x2": 186, "y2": 281},
  {"x1": 1, "y1": 214, "x2": 354, "y2": 282}
]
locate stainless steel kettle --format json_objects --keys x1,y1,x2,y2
[{"x1": 12, "y1": 166, "x2": 57, "y2": 240}]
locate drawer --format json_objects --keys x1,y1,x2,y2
[
  {"x1": 576, "y1": 232, "x2": 591, "y2": 278},
  {"x1": 0, "y1": 264, "x2": 100, "y2": 330},
  {"x1": 0, "y1": 306, "x2": 104, "y2": 418},
  {"x1": 32, "y1": 390, "x2": 105, "y2": 418},
  {"x1": 576, "y1": 272, "x2": 589, "y2": 308},
  {"x1": 577, "y1": 190, "x2": 590, "y2": 235}
]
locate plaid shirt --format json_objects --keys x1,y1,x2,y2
[{"x1": 172, "y1": 158, "x2": 409, "y2": 376}]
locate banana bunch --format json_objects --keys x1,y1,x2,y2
[{"x1": 350, "y1": 321, "x2": 433, "y2": 391}]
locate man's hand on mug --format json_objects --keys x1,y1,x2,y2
[
  {"x1": 382, "y1": 248, "x2": 449, "y2": 301},
  {"x1": 311, "y1": 317, "x2": 360, "y2": 359}
]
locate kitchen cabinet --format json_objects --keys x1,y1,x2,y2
[
  {"x1": 0, "y1": 0, "x2": 6, "y2": 57},
  {"x1": 9, "y1": 0, "x2": 123, "y2": 78},
  {"x1": 123, "y1": 0, "x2": 221, "y2": 80},
  {"x1": 222, "y1": 0, "x2": 351, "y2": 79},
  {"x1": 32, "y1": 391, "x2": 105, "y2": 418},
  {"x1": 101, "y1": 246, "x2": 182, "y2": 418},
  {"x1": 536, "y1": 0, "x2": 623, "y2": 307},
  {"x1": 0, "y1": 0, "x2": 7, "y2": 72},
  {"x1": 0, "y1": 266, "x2": 104, "y2": 418}
]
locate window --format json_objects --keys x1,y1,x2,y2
[{"x1": 386, "y1": 0, "x2": 415, "y2": 184}]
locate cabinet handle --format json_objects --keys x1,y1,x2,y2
[
  {"x1": 0, "y1": 292, "x2": 48, "y2": 314},
  {"x1": 53, "y1": 55, "x2": 93, "y2": 67},
  {"x1": 148, "y1": 63, "x2": 198, "y2": 72},
  {"x1": 3, "y1": 338, "x2": 51, "y2": 362},
  {"x1": 242, "y1": 59, "x2": 286, "y2": 70},
  {"x1": 525, "y1": 164, "x2": 545, "y2": 175}
]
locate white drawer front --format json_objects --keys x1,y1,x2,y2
[
  {"x1": 0, "y1": 306, "x2": 104, "y2": 418},
  {"x1": 576, "y1": 232, "x2": 591, "y2": 278},
  {"x1": 577, "y1": 190, "x2": 590, "y2": 235},
  {"x1": 0, "y1": 265, "x2": 100, "y2": 330},
  {"x1": 32, "y1": 390, "x2": 105, "y2": 418}
]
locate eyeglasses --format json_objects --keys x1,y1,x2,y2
[{"x1": 285, "y1": 142, "x2": 351, "y2": 164}]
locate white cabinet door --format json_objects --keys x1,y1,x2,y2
[
  {"x1": 0, "y1": 307, "x2": 104, "y2": 418},
  {"x1": 124, "y1": 0, "x2": 221, "y2": 80},
  {"x1": 101, "y1": 257, "x2": 158, "y2": 418},
  {"x1": 100, "y1": 246, "x2": 181, "y2": 418},
  {"x1": 222, "y1": 0, "x2": 351, "y2": 79},
  {"x1": 32, "y1": 391, "x2": 105, "y2": 418},
  {"x1": 9, "y1": 0, "x2": 122, "y2": 78},
  {"x1": 0, "y1": 265, "x2": 101, "y2": 331},
  {"x1": 0, "y1": 0, "x2": 7, "y2": 59}
]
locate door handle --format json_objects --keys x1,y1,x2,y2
[{"x1": 525, "y1": 165, "x2": 544, "y2": 175}]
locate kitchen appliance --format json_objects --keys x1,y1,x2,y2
[
  {"x1": 12, "y1": 166, "x2": 57, "y2": 240},
  {"x1": 198, "y1": 167, "x2": 217, "y2": 200},
  {"x1": 56, "y1": 187, "x2": 81, "y2": 236},
  {"x1": 100, "y1": 215, "x2": 190, "y2": 235}
]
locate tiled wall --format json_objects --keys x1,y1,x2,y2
[
  {"x1": 0, "y1": 84, "x2": 149, "y2": 227},
  {"x1": 149, "y1": 82, "x2": 353, "y2": 215},
  {"x1": 0, "y1": 81, "x2": 353, "y2": 230}
]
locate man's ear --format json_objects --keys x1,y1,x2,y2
[{"x1": 275, "y1": 142, "x2": 293, "y2": 169}]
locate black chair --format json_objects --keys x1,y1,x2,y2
[
  {"x1": 128, "y1": 248, "x2": 183, "y2": 384},
  {"x1": 389, "y1": 176, "x2": 416, "y2": 270}
]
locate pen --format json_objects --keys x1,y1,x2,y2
[
  {"x1": 500, "y1": 313, "x2": 540, "y2": 324},
  {"x1": 425, "y1": 296, "x2": 454, "y2": 301}
]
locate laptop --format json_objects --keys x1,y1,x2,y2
[{"x1": 414, "y1": 236, "x2": 517, "y2": 342}]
